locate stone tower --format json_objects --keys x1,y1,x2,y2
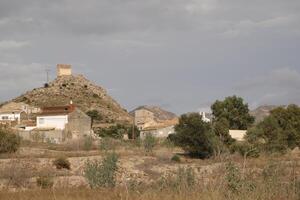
[{"x1": 57, "y1": 64, "x2": 72, "y2": 77}]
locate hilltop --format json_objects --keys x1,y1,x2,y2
[
  {"x1": 250, "y1": 105, "x2": 282, "y2": 123},
  {"x1": 7, "y1": 74, "x2": 132, "y2": 124},
  {"x1": 130, "y1": 105, "x2": 177, "y2": 121}
]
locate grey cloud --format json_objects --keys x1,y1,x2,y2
[{"x1": 0, "y1": 0, "x2": 299, "y2": 114}]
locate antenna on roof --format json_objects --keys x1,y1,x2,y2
[{"x1": 45, "y1": 68, "x2": 51, "y2": 83}]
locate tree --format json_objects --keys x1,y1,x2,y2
[
  {"x1": 246, "y1": 104, "x2": 300, "y2": 153},
  {"x1": 211, "y1": 96, "x2": 254, "y2": 130},
  {"x1": 213, "y1": 117, "x2": 235, "y2": 146},
  {"x1": 127, "y1": 125, "x2": 140, "y2": 139},
  {"x1": 86, "y1": 110, "x2": 102, "y2": 127},
  {"x1": 172, "y1": 113, "x2": 218, "y2": 158}
]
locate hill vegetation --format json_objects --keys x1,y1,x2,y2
[{"x1": 9, "y1": 75, "x2": 132, "y2": 125}]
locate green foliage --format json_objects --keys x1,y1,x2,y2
[
  {"x1": 53, "y1": 157, "x2": 71, "y2": 170},
  {"x1": 86, "y1": 110, "x2": 102, "y2": 126},
  {"x1": 0, "y1": 128, "x2": 20, "y2": 154},
  {"x1": 99, "y1": 137, "x2": 115, "y2": 151},
  {"x1": 84, "y1": 152, "x2": 118, "y2": 188},
  {"x1": 213, "y1": 117, "x2": 235, "y2": 146},
  {"x1": 171, "y1": 155, "x2": 181, "y2": 162},
  {"x1": 36, "y1": 176, "x2": 54, "y2": 189},
  {"x1": 246, "y1": 104, "x2": 300, "y2": 153},
  {"x1": 143, "y1": 134, "x2": 157, "y2": 154},
  {"x1": 96, "y1": 124, "x2": 127, "y2": 139},
  {"x1": 225, "y1": 162, "x2": 243, "y2": 193},
  {"x1": 230, "y1": 142, "x2": 260, "y2": 158},
  {"x1": 127, "y1": 125, "x2": 140, "y2": 139},
  {"x1": 211, "y1": 95, "x2": 254, "y2": 130},
  {"x1": 172, "y1": 113, "x2": 218, "y2": 158},
  {"x1": 158, "y1": 167, "x2": 196, "y2": 191}
]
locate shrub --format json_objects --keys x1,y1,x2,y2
[
  {"x1": 0, "y1": 128, "x2": 20, "y2": 154},
  {"x1": 171, "y1": 155, "x2": 181, "y2": 163},
  {"x1": 172, "y1": 113, "x2": 218, "y2": 158},
  {"x1": 158, "y1": 167, "x2": 195, "y2": 191},
  {"x1": 230, "y1": 142, "x2": 260, "y2": 158},
  {"x1": 143, "y1": 134, "x2": 157, "y2": 154},
  {"x1": 99, "y1": 137, "x2": 115, "y2": 151},
  {"x1": 84, "y1": 152, "x2": 118, "y2": 188},
  {"x1": 96, "y1": 124, "x2": 127, "y2": 139},
  {"x1": 53, "y1": 157, "x2": 71, "y2": 170},
  {"x1": 37, "y1": 176, "x2": 54, "y2": 189}
]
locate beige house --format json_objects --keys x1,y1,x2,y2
[{"x1": 229, "y1": 130, "x2": 247, "y2": 141}]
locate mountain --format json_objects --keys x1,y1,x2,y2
[
  {"x1": 130, "y1": 105, "x2": 177, "y2": 121},
  {"x1": 250, "y1": 105, "x2": 282, "y2": 123},
  {"x1": 5, "y1": 74, "x2": 132, "y2": 124}
]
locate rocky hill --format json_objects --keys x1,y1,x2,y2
[
  {"x1": 9, "y1": 75, "x2": 132, "y2": 124},
  {"x1": 130, "y1": 105, "x2": 177, "y2": 121},
  {"x1": 250, "y1": 105, "x2": 282, "y2": 123}
]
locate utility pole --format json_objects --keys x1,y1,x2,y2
[{"x1": 45, "y1": 68, "x2": 50, "y2": 83}]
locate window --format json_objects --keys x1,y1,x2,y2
[{"x1": 2, "y1": 116, "x2": 8, "y2": 120}]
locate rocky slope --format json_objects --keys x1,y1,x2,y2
[
  {"x1": 130, "y1": 105, "x2": 177, "y2": 121},
  {"x1": 250, "y1": 105, "x2": 281, "y2": 123},
  {"x1": 10, "y1": 75, "x2": 132, "y2": 124}
]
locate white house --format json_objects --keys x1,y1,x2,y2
[
  {"x1": 140, "y1": 125, "x2": 175, "y2": 139},
  {"x1": 0, "y1": 111, "x2": 24, "y2": 123},
  {"x1": 36, "y1": 105, "x2": 74, "y2": 130},
  {"x1": 200, "y1": 112, "x2": 212, "y2": 123}
]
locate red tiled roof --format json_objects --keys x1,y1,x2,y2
[{"x1": 38, "y1": 105, "x2": 76, "y2": 116}]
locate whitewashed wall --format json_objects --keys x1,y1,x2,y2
[
  {"x1": 0, "y1": 113, "x2": 21, "y2": 122},
  {"x1": 37, "y1": 115, "x2": 68, "y2": 130}
]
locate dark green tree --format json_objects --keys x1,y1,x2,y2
[
  {"x1": 211, "y1": 96, "x2": 254, "y2": 130},
  {"x1": 86, "y1": 110, "x2": 102, "y2": 127},
  {"x1": 246, "y1": 104, "x2": 300, "y2": 153},
  {"x1": 213, "y1": 117, "x2": 235, "y2": 146},
  {"x1": 172, "y1": 113, "x2": 218, "y2": 158}
]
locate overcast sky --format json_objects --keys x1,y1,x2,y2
[{"x1": 0, "y1": 0, "x2": 300, "y2": 114}]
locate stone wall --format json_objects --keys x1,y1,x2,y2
[{"x1": 65, "y1": 108, "x2": 92, "y2": 139}]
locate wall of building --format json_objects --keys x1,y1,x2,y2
[
  {"x1": 135, "y1": 109, "x2": 156, "y2": 130},
  {"x1": 18, "y1": 130, "x2": 64, "y2": 144},
  {"x1": 0, "y1": 113, "x2": 21, "y2": 122},
  {"x1": 57, "y1": 64, "x2": 72, "y2": 76},
  {"x1": 141, "y1": 126, "x2": 175, "y2": 139},
  {"x1": 65, "y1": 109, "x2": 91, "y2": 138},
  {"x1": 229, "y1": 130, "x2": 247, "y2": 141},
  {"x1": 37, "y1": 115, "x2": 68, "y2": 130}
]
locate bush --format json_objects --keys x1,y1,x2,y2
[
  {"x1": 143, "y1": 134, "x2": 157, "y2": 154},
  {"x1": 37, "y1": 176, "x2": 54, "y2": 189},
  {"x1": 84, "y1": 152, "x2": 118, "y2": 188},
  {"x1": 172, "y1": 113, "x2": 217, "y2": 158},
  {"x1": 0, "y1": 128, "x2": 20, "y2": 154},
  {"x1": 158, "y1": 167, "x2": 195, "y2": 191},
  {"x1": 171, "y1": 155, "x2": 181, "y2": 162},
  {"x1": 230, "y1": 142, "x2": 260, "y2": 158},
  {"x1": 99, "y1": 137, "x2": 115, "y2": 151},
  {"x1": 53, "y1": 157, "x2": 71, "y2": 170}
]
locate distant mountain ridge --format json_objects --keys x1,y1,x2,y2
[
  {"x1": 250, "y1": 105, "x2": 284, "y2": 123},
  {"x1": 2, "y1": 74, "x2": 132, "y2": 124},
  {"x1": 130, "y1": 105, "x2": 177, "y2": 121}
]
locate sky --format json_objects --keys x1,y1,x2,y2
[{"x1": 0, "y1": 0, "x2": 300, "y2": 114}]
